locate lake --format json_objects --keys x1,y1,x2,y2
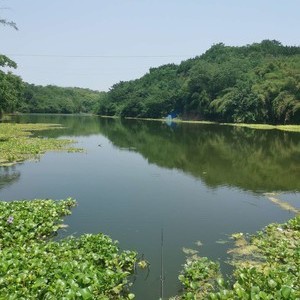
[{"x1": 1, "y1": 114, "x2": 300, "y2": 299}]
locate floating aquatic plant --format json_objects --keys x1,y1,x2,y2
[
  {"x1": 182, "y1": 247, "x2": 199, "y2": 256},
  {"x1": 0, "y1": 123, "x2": 82, "y2": 166},
  {"x1": 0, "y1": 198, "x2": 137, "y2": 299},
  {"x1": 264, "y1": 193, "x2": 299, "y2": 214},
  {"x1": 177, "y1": 215, "x2": 300, "y2": 299},
  {"x1": 195, "y1": 240, "x2": 203, "y2": 247}
]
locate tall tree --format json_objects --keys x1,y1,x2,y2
[{"x1": 0, "y1": 55, "x2": 23, "y2": 114}]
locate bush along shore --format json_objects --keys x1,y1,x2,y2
[
  {"x1": 0, "y1": 198, "x2": 137, "y2": 299},
  {"x1": 0, "y1": 123, "x2": 82, "y2": 166},
  {"x1": 175, "y1": 215, "x2": 300, "y2": 299}
]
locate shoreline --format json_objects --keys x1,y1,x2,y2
[
  {"x1": 7, "y1": 113, "x2": 300, "y2": 133},
  {"x1": 98, "y1": 115, "x2": 300, "y2": 132}
]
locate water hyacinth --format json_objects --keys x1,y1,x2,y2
[
  {"x1": 0, "y1": 198, "x2": 137, "y2": 299},
  {"x1": 0, "y1": 123, "x2": 82, "y2": 166},
  {"x1": 177, "y1": 215, "x2": 300, "y2": 299}
]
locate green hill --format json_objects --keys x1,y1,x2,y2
[
  {"x1": 98, "y1": 40, "x2": 300, "y2": 124},
  {"x1": 20, "y1": 84, "x2": 105, "y2": 114}
]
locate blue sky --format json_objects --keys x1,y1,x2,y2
[{"x1": 1, "y1": 0, "x2": 299, "y2": 91}]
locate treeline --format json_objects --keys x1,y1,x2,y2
[
  {"x1": 0, "y1": 55, "x2": 105, "y2": 115},
  {"x1": 98, "y1": 40, "x2": 300, "y2": 124},
  {"x1": 20, "y1": 84, "x2": 105, "y2": 114},
  {"x1": 1, "y1": 40, "x2": 300, "y2": 123}
]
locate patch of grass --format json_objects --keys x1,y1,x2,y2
[
  {"x1": 0, "y1": 123, "x2": 82, "y2": 166},
  {"x1": 0, "y1": 198, "x2": 136, "y2": 299}
]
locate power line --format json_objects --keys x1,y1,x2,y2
[{"x1": 4, "y1": 54, "x2": 192, "y2": 59}]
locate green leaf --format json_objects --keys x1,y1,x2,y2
[
  {"x1": 268, "y1": 279, "x2": 277, "y2": 288},
  {"x1": 128, "y1": 293, "x2": 135, "y2": 299},
  {"x1": 79, "y1": 288, "x2": 93, "y2": 300},
  {"x1": 281, "y1": 286, "x2": 292, "y2": 299}
]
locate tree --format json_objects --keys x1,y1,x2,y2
[
  {"x1": 98, "y1": 40, "x2": 300, "y2": 124},
  {"x1": 0, "y1": 55, "x2": 23, "y2": 114},
  {"x1": 0, "y1": 18, "x2": 18, "y2": 30},
  {"x1": 0, "y1": 7, "x2": 20, "y2": 114},
  {"x1": 20, "y1": 84, "x2": 104, "y2": 114}
]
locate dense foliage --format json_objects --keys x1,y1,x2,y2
[
  {"x1": 2, "y1": 40, "x2": 299, "y2": 123},
  {"x1": 20, "y1": 84, "x2": 106, "y2": 114},
  {"x1": 0, "y1": 55, "x2": 23, "y2": 115},
  {"x1": 0, "y1": 123, "x2": 81, "y2": 166},
  {"x1": 98, "y1": 40, "x2": 300, "y2": 124},
  {"x1": 0, "y1": 54, "x2": 105, "y2": 115},
  {"x1": 0, "y1": 198, "x2": 136, "y2": 299},
  {"x1": 176, "y1": 215, "x2": 300, "y2": 299}
]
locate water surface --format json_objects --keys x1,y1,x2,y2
[{"x1": 1, "y1": 115, "x2": 299, "y2": 299}]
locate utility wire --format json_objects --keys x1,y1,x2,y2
[{"x1": 4, "y1": 54, "x2": 192, "y2": 59}]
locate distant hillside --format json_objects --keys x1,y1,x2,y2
[
  {"x1": 98, "y1": 40, "x2": 300, "y2": 124},
  {"x1": 20, "y1": 84, "x2": 106, "y2": 114}
]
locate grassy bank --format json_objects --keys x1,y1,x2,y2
[
  {"x1": 0, "y1": 123, "x2": 81, "y2": 166},
  {"x1": 175, "y1": 215, "x2": 300, "y2": 299},
  {"x1": 0, "y1": 198, "x2": 137, "y2": 299}
]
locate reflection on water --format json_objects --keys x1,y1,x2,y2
[
  {"x1": 99, "y1": 118, "x2": 300, "y2": 193},
  {"x1": 0, "y1": 166, "x2": 21, "y2": 190},
  {"x1": 2, "y1": 114, "x2": 299, "y2": 299},
  {"x1": 11, "y1": 114, "x2": 102, "y2": 138},
  {"x1": 12, "y1": 114, "x2": 300, "y2": 193}
]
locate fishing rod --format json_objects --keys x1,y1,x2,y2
[{"x1": 160, "y1": 227, "x2": 164, "y2": 300}]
